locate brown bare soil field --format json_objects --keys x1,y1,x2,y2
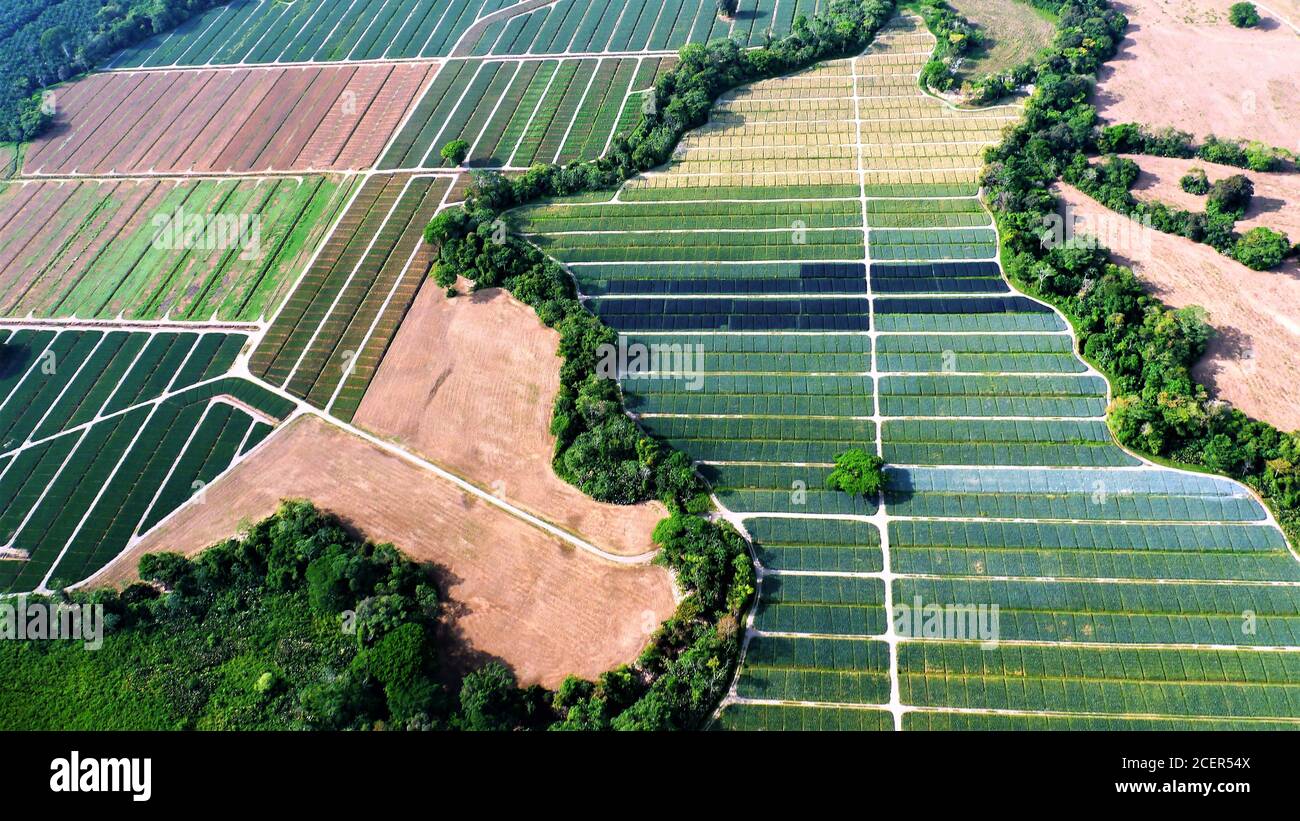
[
  {"x1": 354, "y1": 279, "x2": 667, "y2": 557},
  {"x1": 1095, "y1": 0, "x2": 1300, "y2": 148},
  {"x1": 97, "y1": 415, "x2": 676, "y2": 688},
  {"x1": 1058, "y1": 182, "x2": 1300, "y2": 431},
  {"x1": 1120, "y1": 154, "x2": 1300, "y2": 238},
  {"x1": 23, "y1": 63, "x2": 436, "y2": 175}
]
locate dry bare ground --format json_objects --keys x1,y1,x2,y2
[
  {"x1": 1095, "y1": 0, "x2": 1300, "y2": 148},
  {"x1": 1057, "y1": 182, "x2": 1300, "y2": 431},
  {"x1": 97, "y1": 415, "x2": 677, "y2": 688},
  {"x1": 354, "y1": 278, "x2": 667, "y2": 557},
  {"x1": 1120, "y1": 154, "x2": 1300, "y2": 238}
]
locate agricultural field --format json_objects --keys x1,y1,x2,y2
[
  {"x1": 379, "y1": 56, "x2": 669, "y2": 169},
  {"x1": 0, "y1": 327, "x2": 293, "y2": 593},
  {"x1": 107, "y1": 0, "x2": 518, "y2": 67},
  {"x1": 107, "y1": 0, "x2": 837, "y2": 69},
  {"x1": 520, "y1": 13, "x2": 1300, "y2": 730},
  {"x1": 26, "y1": 63, "x2": 436, "y2": 175},
  {"x1": 0, "y1": 175, "x2": 354, "y2": 322},
  {"x1": 250, "y1": 173, "x2": 452, "y2": 420}
]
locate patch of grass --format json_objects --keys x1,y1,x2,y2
[{"x1": 947, "y1": 0, "x2": 1057, "y2": 81}]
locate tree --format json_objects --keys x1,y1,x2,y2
[
  {"x1": 715, "y1": 0, "x2": 739, "y2": 18},
  {"x1": 826, "y1": 448, "x2": 887, "y2": 497},
  {"x1": 1179, "y1": 167, "x2": 1209, "y2": 195},
  {"x1": 1234, "y1": 227, "x2": 1291, "y2": 270},
  {"x1": 455, "y1": 662, "x2": 526, "y2": 731},
  {"x1": 439, "y1": 139, "x2": 470, "y2": 165},
  {"x1": 1229, "y1": 2, "x2": 1260, "y2": 27},
  {"x1": 1206, "y1": 173, "x2": 1254, "y2": 216}
]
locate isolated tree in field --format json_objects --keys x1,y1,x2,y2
[
  {"x1": 1234, "y1": 227, "x2": 1290, "y2": 270},
  {"x1": 1207, "y1": 173, "x2": 1254, "y2": 216},
  {"x1": 826, "y1": 448, "x2": 887, "y2": 498},
  {"x1": 1179, "y1": 167, "x2": 1209, "y2": 195},
  {"x1": 716, "y1": 0, "x2": 739, "y2": 18},
  {"x1": 1229, "y1": 2, "x2": 1260, "y2": 27},
  {"x1": 440, "y1": 139, "x2": 470, "y2": 165}
]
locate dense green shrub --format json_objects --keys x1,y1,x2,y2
[
  {"x1": 1179, "y1": 167, "x2": 1209, "y2": 195},
  {"x1": 1229, "y1": 2, "x2": 1260, "y2": 27},
  {"x1": 1234, "y1": 227, "x2": 1291, "y2": 270}
]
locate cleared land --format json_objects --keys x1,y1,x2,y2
[
  {"x1": 1095, "y1": 0, "x2": 1300, "y2": 147},
  {"x1": 379, "y1": 56, "x2": 670, "y2": 170},
  {"x1": 523, "y1": 13, "x2": 1300, "y2": 730},
  {"x1": 354, "y1": 279, "x2": 666, "y2": 557},
  {"x1": 0, "y1": 175, "x2": 353, "y2": 321},
  {"x1": 99, "y1": 414, "x2": 677, "y2": 688},
  {"x1": 251, "y1": 173, "x2": 451, "y2": 419},
  {"x1": 0, "y1": 327, "x2": 292, "y2": 593},
  {"x1": 1058, "y1": 182, "x2": 1300, "y2": 431},
  {"x1": 947, "y1": 0, "x2": 1056, "y2": 82},
  {"x1": 25, "y1": 64, "x2": 435, "y2": 175},
  {"x1": 1121, "y1": 154, "x2": 1300, "y2": 241}
]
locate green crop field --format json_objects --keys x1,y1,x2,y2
[
  {"x1": 0, "y1": 328, "x2": 293, "y2": 593},
  {"x1": 380, "y1": 56, "x2": 668, "y2": 170},
  {"x1": 251, "y1": 173, "x2": 450, "y2": 421},
  {"x1": 0, "y1": 175, "x2": 353, "y2": 322},
  {"x1": 107, "y1": 0, "x2": 835, "y2": 69},
  {"x1": 521, "y1": 11, "x2": 1300, "y2": 731}
]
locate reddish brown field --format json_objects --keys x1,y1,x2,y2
[
  {"x1": 1095, "y1": 0, "x2": 1300, "y2": 148},
  {"x1": 1121, "y1": 154, "x2": 1300, "y2": 240},
  {"x1": 24, "y1": 63, "x2": 437, "y2": 175},
  {"x1": 1058, "y1": 183, "x2": 1300, "y2": 431},
  {"x1": 354, "y1": 279, "x2": 668, "y2": 556},
  {"x1": 97, "y1": 416, "x2": 677, "y2": 688}
]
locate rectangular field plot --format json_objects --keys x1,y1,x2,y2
[
  {"x1": 868, "y1": 228, "x2": 997, "y2": 261},
  {"x1": 874, "y1": 295, "x2": 1062, "y2": 329},
  {"x1": 754, "y1": 574, "x2": 886, "y2": 637},
  {"x1": 591, "y1": 297, "x2": 870, "y2": 331},
  {"x1": 882, "y1": 418, "x2": 1137, "y2": 467},
  {"x1": 639, "y1": 416, "x2": 875, "y2": 463},
  {"x1": 743, "y1": 516, "x2": 883, "y2": 572},
  {"x1": 894, "y1": 577, "x2": 1300, "y2": 646},
  {"x1": 870, "y1": 261, "x2": 1007, "y2": 294},
  {"x1": 251, "y1": 173, "x2": 450, "y2": 420},
  {"x1": 24, "y1": 64, "x2": 434, "y2": 175},
  {"x1": 572, "y1": 262, "x2": 868, "y2": 297},
  {"x1": 876, "y1": 333, "x2": 1086, "y2": 374},
  {"x1": 865, "y1": 198, "x2": 992, "y2": 229},
  {"x1": 621, "y1": 332, "x2": 869, "y2": 372},
  {"x1": 903, "y1": 712, "x2": 1300, "y2": 731},
  {"x1": 380, "y1": 56, "x2": 666, "y2": 170},
  {"x1": 0, "y1": 176, "x2": 354, "y2": 322},
  {"x1": 702, "y1": 464, "x2": 879, "y2": 516},
  {"x1": 0, "y1": 330, "x2": 292, "y2": 593},
  {"x1": 715, "y1": 703, "x2": 893, "y2": 731},
  {"x1": 108, "y1": 0, "x2": 508, "y2": 67},
  {"x1": 735, "y1": 635, "x2": 891, "y2": 704},
  {"x1": 878, "y1": 374, "x2": 1108, "y2": 417},
  {"x1": 885, "y1": 467, "x2": 1268, "y2": 522},
  {"x1": 897, "y1": 643, "x2": 1300, "y2": 719},
  {"x1": 888, "y1": 520, "x2": 1300, "y2": 583},
  {"x1": 624, "y1": 373, "x2": 873, "y2": 416}
]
